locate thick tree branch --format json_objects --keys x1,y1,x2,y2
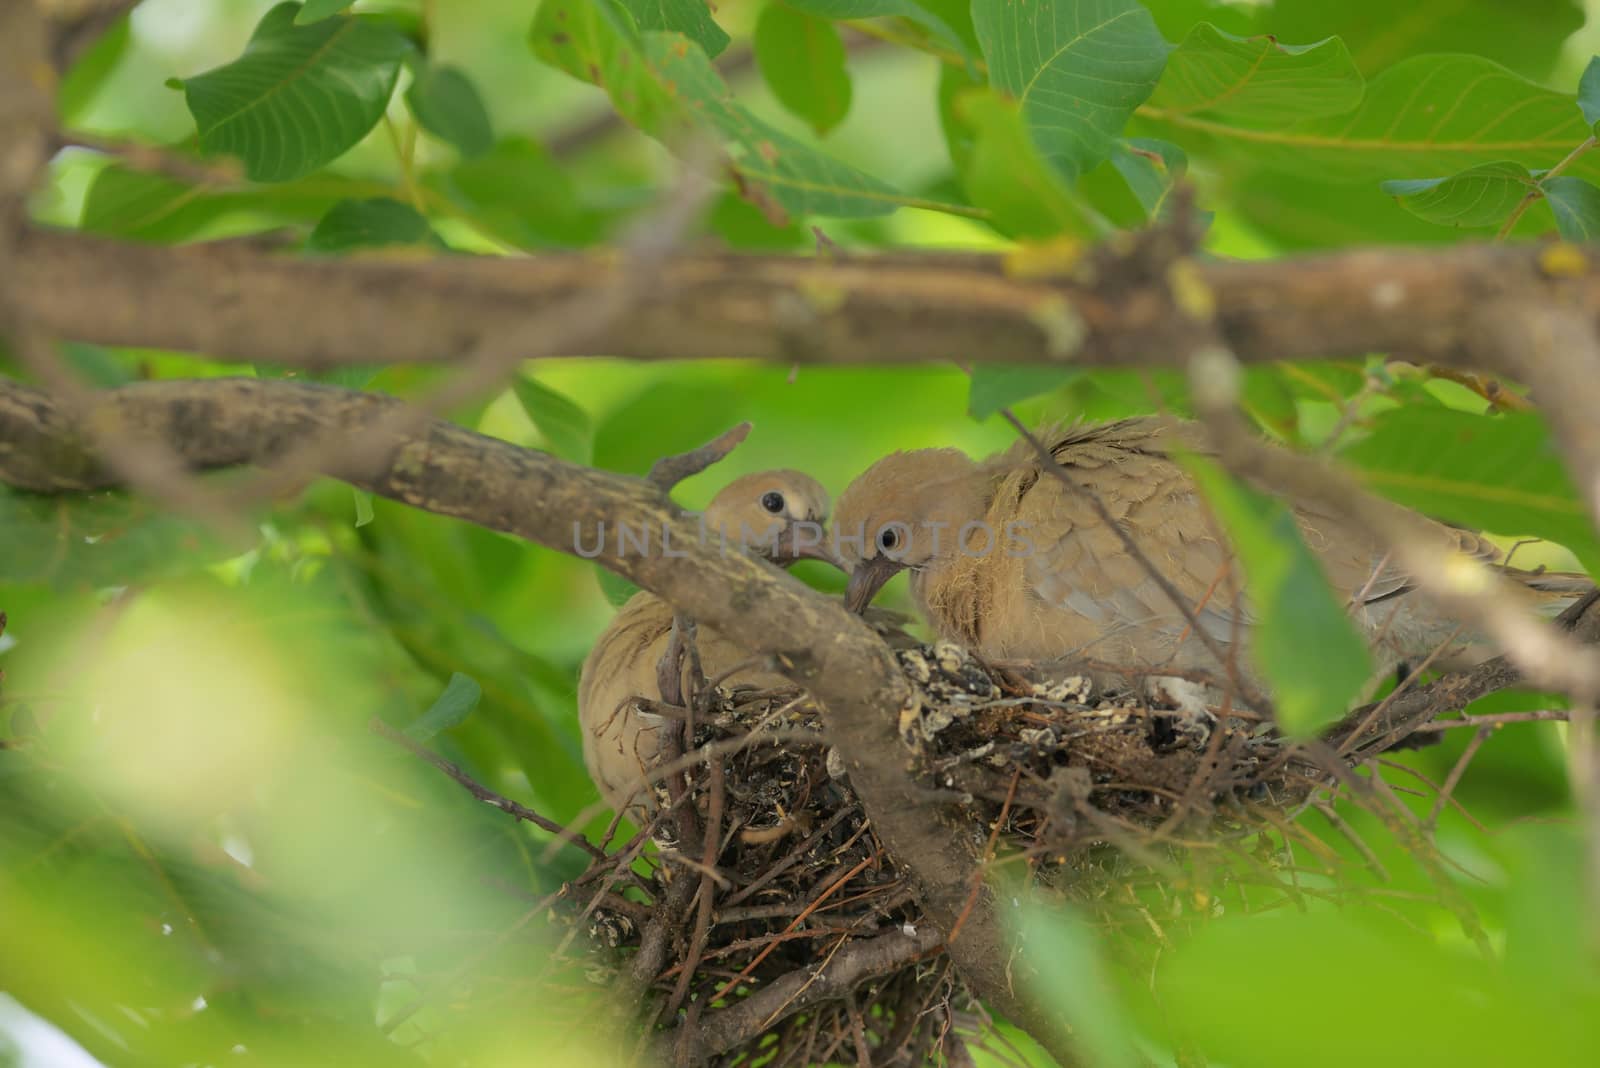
[
  {"x1": 0, "y1": 374, "x2": 1073, "y2": 1064},
  {"x1": 14, "y1": 226, "x2": 1600, "y2": 373}
]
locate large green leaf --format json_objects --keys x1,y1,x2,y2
[
  {"x1": 405, "y1": 62, "x2": 494, "y2": 158},
  {"x1": 1155, "y1": 911, "x2": 1598, "y2": 1067},
  {"x1": 430, "y1": 137, "x2": 601, "y2": 247},
  {"x1": 78, "y1": 164, "x2": 375, "y2": 243},
  {"x1": 1262, "y1": 0, "x2": 1583, "y2": 79},
  {"x1": 1017, "y1": 905, "x2": 1140, "y2": 1068},
  {"x1": 1148, "y1": 54, "x2": 1597, "y2": 183},
  {"x1": 1187, "y1": 456, "x2": 1374, "y2": 737},
  {"x1": 615, "y1": 0, "x2": 730, "y2": 58},
  {"x1": 513, "y1": 377, "x2": 594, "y2": 464},
  {"x1": 530, "y1": 0, "x2": 908, "y2": 220},
  {"x1": 782, "y1": 0, "x2": 970, "y2": 58},
  {"x1": 57, "y1": 12, "x2": 132, "y2": 123},
  {"x1": 306, "y1": 197, "x2": 441, "y2": 252},
  {"x1": 404, "y1": 672, "x2": 483, "y2": 742},
  {"x1": 1380, "y1": 161, "x2": 1535, "y2": 229},
  {"x1": 296, "y1": 0, "x2": 356, "y2": 23},
  {"x1": 755, "y1": 3, "x2": 853, "y2": 137},
  {"x1": 0, "y1": 488, "x2": 238, "y2": 591},
  {"x1": 1543, "y1": 176, "x2": 1600, "y2": 241},
  {"x1": 968, "y1": 365, "x2": 1083, "y2": 420},
  {"x1": 179, "y1": 3, "x2": 412, "y2": 182},
  {"x1": 1338, "y1": 408, "x2": 1600, "y2": 575},
  {"x1": 972, "y1": 0, "x2": 1170, "y2": 181},
  {"x1": 953, "y1": 88, "x2": 1103, "y2": 238},
  {"x1": 1146, "y1": 24, "x2": 1362, "y2": 126},
  {"x1": 1580, "y1": 56, "x2": 1600, "y2": 131}
]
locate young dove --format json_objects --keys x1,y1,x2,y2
[
  {"x1": 833, "y1": 417, "x2": 1589, "y2": 712},
  {"x1": 579, "y1": 471, "x2": 834, "y2": 818}
]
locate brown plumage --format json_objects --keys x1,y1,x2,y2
[
  {"x1": 834, "y1": 417, "x2": 1588, "y2": 706},
  {"x1": 579, "y1": 471, "x2": 832, "y2": 817}
]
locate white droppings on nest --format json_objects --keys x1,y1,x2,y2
[
  {"x1": 900, "y1": 649, "x2": 932, "y2": 684},
  {"x1": 933, "y1": 640, "x2": 966, "y2": 675},
  {"x1": 1030, "y1": 675, "x2": 1092, "y2": 703},
  {"x1": 825, "y1": 745, "x2": 848, "y2": 783},
  {"x1": 897, "y1": 691, "x2": 924, "y2": 743},
  {"x1": 1018, "y1": 726, "x2": 1058, "y2": 749}
]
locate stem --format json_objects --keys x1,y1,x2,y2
[{"x1": 1497, "y1": 134, "x2": 1597, "y2": 241}]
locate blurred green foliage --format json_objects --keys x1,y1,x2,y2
[{"x1": 7, "y1": 0, "x2": 1600, "y2": 1064}]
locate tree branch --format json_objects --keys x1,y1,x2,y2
[
  {"x1": 14, "y1": 226, "x2": 1600, "y2": 372},
  {"x1": 0, "y1": 374, "x2": 1073, "y2": 1063}
]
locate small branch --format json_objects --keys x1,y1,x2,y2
[
  {"x1": 1496, "y1": 136, "x2": 1597, "y2": 241},
  {"x1": 369, "y1": 716, "x2": 607, "y2": 863},
  {"x1": 648, "y1": 422, "x2": 752, "y2": 490}
]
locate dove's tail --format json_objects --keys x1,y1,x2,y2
[{"x1": 1501, "y1": 567, "x2": 1595, "y2": 616}]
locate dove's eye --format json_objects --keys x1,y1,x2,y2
[
  {"x1": 761, "y1": 492, "x2": 785, "y2": 514},
  {"x1": 877, "y1": 527, "x2": 901, "y2": 553}
]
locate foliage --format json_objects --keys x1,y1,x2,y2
[{"x1": 8, "y1": 0, "x2": 1600, "y2": 1064}]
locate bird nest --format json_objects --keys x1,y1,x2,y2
[{"x1": 543, "y1": 639, "x2": 1337, "y2": 1067}]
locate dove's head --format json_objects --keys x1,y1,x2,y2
[
  {"x1": 833, "y1": 448, "x2": 985, "y2": 613},
  {"x1": 702, "y1": 470, "x2": 838, "y2": 567}
]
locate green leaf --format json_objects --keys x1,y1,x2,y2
[
  {"x1": 513, "y1": 377, "x2": 594, "y2": 464},
  {"x1": 179, "y1": 3, "x2": 411, "y2": 183},
  {"x1": 1187, "y1": 456, "x2": 1373, "y2": 737},
  {"x1": 1338, "y1": 408, "x2": 1600, "y2": 575},
  {"x1": 405, "y1": 63, "x2": 494, "y2": 158},
  {"x1": 1156, "y1": 911, "x2": 1598, "y2": 1067},
  {"x1": 596, "y1": 566, "x2": 643, "y2": 607},
  {"x1": 1017, "y1": 905, "x2": 1140, "y2": 1068},
  {"x1": 295, "y1": 0, "x2": 356, "y2": 23},
  {"x1": 1263, "y1": 0, "x2": 1582, "y2": 79},
  {"x1": 1150, "y1": 54, "x2": 1599, "y2": 183},
  {"x1": 1380, "y1": 161, "x2": 1535, "y2": 228},
  {"x1": 972, "y1": 0, "x2": 1170, "y2": 181},
  {"x1": 1147, "y1": 24, "x2": 1362, "y2": 126},
  {"x1": 781, "y1": 0, "x2": 970, "y2": 59},
  {"x1": 755, "y1": 3, "x2": 853, "y2": 137},
  {"x1": 1581, "y1": 56, "x2": 1600, "y2": 131},
  {"x1": 954, "y1": 88, "x2": 1102, "y2": 239},
  {"x1": 58, "y1": 13, "x2": 132, "y2": 123},
  {"x1": 432, "y1": 136, "x2": 600, "y2": 247},
  {"x1": 352, "y1": 489, "x2": 375, "y2": 528},
  {"x1": 1109, "y1": 138, "x2": 1187, "y2": 219},
  {"x1": 306, "y1": 198, "x2": 439, "y2": 252},
  {"x1": 404, "y1": 672, "x2": 483, "y2": 742},
  {"x1": 1543, "y1": 176, "x2": 1600, "y2": 241},
  {"x1": 614, "y1": 0, "x2": 730, "y2": 58},
  {"x1": 0, "y1": 488, "x2": 237, "y2": 590},
  {"x1": 530, "y1": 0, "x2": 907, "y2": 221},
  {"x1": 969, "y1": 365, "x2": 1082, "y2": 420},
  {"x1": 78, "y1": 164, "x2": 371, "y2": 243}
]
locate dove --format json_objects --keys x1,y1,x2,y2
[
  {"x1": 579, "y1": 471, "x2": 835, "y2": 818},
  {"x1": 833, "y1": 416, "x2": 1589, "y2": 713}
]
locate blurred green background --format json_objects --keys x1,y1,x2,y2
[{"x1": 5, "y1": 0, "x2": 1600, "y2": 1064}]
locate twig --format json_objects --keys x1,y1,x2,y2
[
  {"x1": 369, "y1": 716, "x2": 607, "y2": 862},
  {"x1": 646, "y1": 926, "x2": 945, "y2": 1065},
  {"x1": 648, "y1": 422, "x2": 753, "y2": 490}
]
